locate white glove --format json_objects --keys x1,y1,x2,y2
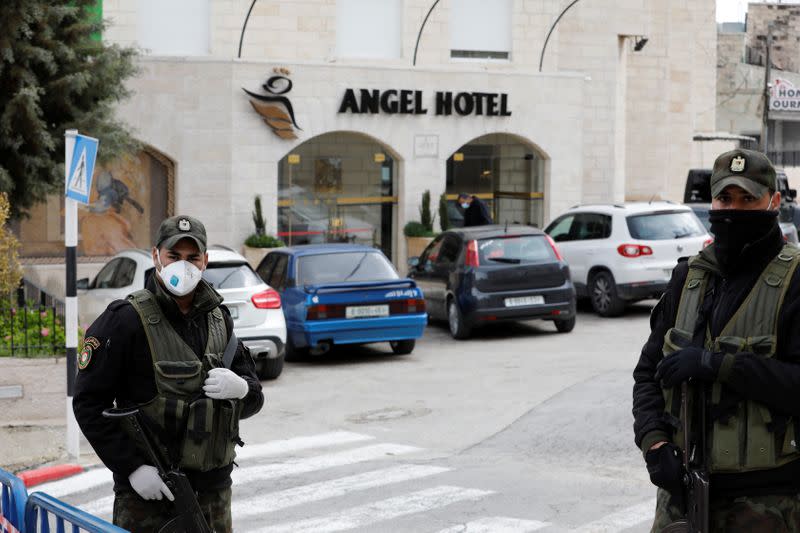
[
  {"x1": 128, "y1": 465, "x2": 174, "y2": 501},
  {"x1": 203, "y1": 367, "x2": 249, "y2": 400}
]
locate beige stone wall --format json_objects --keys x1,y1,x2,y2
[
  {"x1": 100, "y1": 0, "x2": 718, "y2": 261},
  {"x1": 625, "y1": 0, "x2": 718, "y2": 202}
]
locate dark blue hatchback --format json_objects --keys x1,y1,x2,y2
[
  {"x1": 255, "y1": 244, "x2": 427, "y2": 358},
  {"x1": 407, "y1": 225, "x2": 576, "y2": 339}
]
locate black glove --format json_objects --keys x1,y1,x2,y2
[
  {"x1": 655, "y1": 347, "x2": 722, "y2": 388},
  {"x1": 645, "y1": 443, "x2": 684, "y2": 496}
]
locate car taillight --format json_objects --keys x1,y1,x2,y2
[
  {"x1": 251, "y1": 288, "x2": 281, "y2": 309},
  {"x1": 617, "y1": 244, "x2": 653, "y2": 258},
  {"x1": 389, "y1": 298, "x2": 427, "y2": 314},
  {"x1": 545, "y1": 234, "x2": 564, "y2": 261},
  {"x1": 465, "y1": 240, "x2": 480, "y2": 267},
  {"x1": 306, "y1": 304, "x2": 346, "y2": 320},
  {"x1": 703, "y1": 238, "x2": 713, "y2": 248}
]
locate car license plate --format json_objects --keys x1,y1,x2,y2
[
  {"x1": 346, "y1": 305, "x2": 389, "y2": 319},
  {"x1": 504, "y1": 296, "x2": 544, "y2": 307}
]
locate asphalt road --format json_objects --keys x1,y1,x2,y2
[{"x1": 48, "y1": 302, "x2": 661, "y2": 532}]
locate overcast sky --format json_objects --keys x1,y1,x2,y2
[{"x1": 716, "y1": 0, "x2": 773, "y2": 23}]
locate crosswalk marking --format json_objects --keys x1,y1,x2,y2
[
  {"x1": 570, "y1": 500, "x2": 655, "y2": 532},
  {"x1": 232, "y1": 443, "x2": 421, "y2": 485},
  {"x1": 35, "y1": 467, "x2": 113, "y2": 498},
  {"x1": 36, "y1": 431, "x2": 373, "y2": 500},
  {"x1": 235, "y1": 431, "x2": 374, "y2": 461},
  {"x1": 249, "y1": 485, "x2": 495, "y2": 533},
  {"x1": 435, "y1": 516, "x2": 551, "y2": 532},
  {"x1": 76, "y1": 443, "x2": 422, "y2": 518},
  {"x1": 232, "y1": 464, "x2": 450, "y2": 520}
]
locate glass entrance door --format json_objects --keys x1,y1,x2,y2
[
  {"x1": 277, "y1": 132, "x2": 396, "y2": 259},
  {"x1": 446, "y1": 134, "x2": 544, "y2": 228}
]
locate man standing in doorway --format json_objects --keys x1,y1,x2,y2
[{"x1": 458, "y1": 192, "x2": 493, "y2": 227}]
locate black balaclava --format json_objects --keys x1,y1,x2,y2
[{"x1": 708, "y1": 207, "x2": 778, "y2": 274}]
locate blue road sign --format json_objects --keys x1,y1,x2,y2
[{"x1": 66, "y1": 134, "x2": 99, "y2": 204}]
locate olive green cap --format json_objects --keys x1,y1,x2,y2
[
  {"x1": 155, "y1": 215, "x2": 207, "y2": 253},
  {"x1": 710, "y1": 148, "x2": 777, "y2": 199}
]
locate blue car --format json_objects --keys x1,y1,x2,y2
[{"x1": 254, "y1": 244, "x2": 427, "y2": 358}]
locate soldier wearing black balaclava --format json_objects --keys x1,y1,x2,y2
[{"x1": 633, "y1": 149, "x2": 800, "y2": 530}]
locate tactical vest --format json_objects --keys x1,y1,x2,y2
[
  {"x1": 663, "y1": 244, "x2": 800, "y2": 474},
  {"x1": 127, "y1": 289, "x2": 242, "y2": 472}
]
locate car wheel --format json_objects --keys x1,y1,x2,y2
[
  {"x1": 256, "y1": 355, "x2": 284, "y2": 380},
  {"x1": 589, "y1": 271, "x2": 625, "y2": 317},
  {"x1": 390, "y1": 339, "x2": 415, "y2": 355},
  {"x1": 447, "y1": 298, "x2": 471, "y2": 339},
  {"x1": 554, "y1": 316, "x2": 576, "y2": 333},
  {"x1": 284, "y1": 336, "x2": 308, "y2": 362}
]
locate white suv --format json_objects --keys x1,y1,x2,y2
[
  {"x1": 77, "y1": 246, "x2": 287, "y2": 379},
  {"x1": 544, "y1": 202, "x2": 711, "y2": 316}
]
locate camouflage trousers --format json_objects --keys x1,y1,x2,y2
[
  {"x1": 651, "y1": 487, "x2": 800, "y2": 532},
  {"x1": 113, "y1": 486, "x2": 232, "y2": 533}
]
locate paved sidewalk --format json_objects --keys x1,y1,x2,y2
[{"x1": 1, "y1": 418, "x2": 101, "y2": 474}]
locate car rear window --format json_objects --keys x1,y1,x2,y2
[
  {"x1": 203, "y1": 263, "x2": 263, "y2": 289},
  {"x1": 478, "y1": 235, "x2": 555, "y2": 264},
  {"x1": 299, "y1": 252, "x2": 399, "y2": 285},
  {"x1": 626, "y1": 211, "x2": 706, "y2": 240}
]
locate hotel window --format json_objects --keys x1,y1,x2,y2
[
  {"x1": 336, "y1": 0, "x2": 402, "y2": 59},
  {"x1": 450, "y1": 0, "x2": 512, "y2": 60},
  {"x1": 137, "y1": 0, "x2": 210, "y2": 56}
]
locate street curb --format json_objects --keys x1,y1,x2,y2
[{"x1": 17, "y1": 464, "x2": 84, "y2": 487}]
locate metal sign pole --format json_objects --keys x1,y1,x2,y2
[{"x1": 64, "y1": 129, "x2": 80, "y2": 459}]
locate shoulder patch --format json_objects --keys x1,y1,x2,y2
[{"x1": 78, "y1": 337, "x2": 101, "y2": 370}]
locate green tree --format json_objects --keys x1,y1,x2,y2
[
  {"x1": 438, "y1": 193, "x2": 450, "y2": 232},
  {"x1": 419, "y1": 190, "x2": 435, "y2": 233},
  {"x1": 252, "y1": 195, "x2": 266, "y2": 236},
  {"x1": 0, "y1": 1, "x2": 140, "y2": 219},
  {"x1": 0, "y1": 193, "x2": 22, "y2": 298}
]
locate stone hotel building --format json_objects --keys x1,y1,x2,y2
[{"x1": 19, "y1": 0, "x2": 723, "y2": 269}]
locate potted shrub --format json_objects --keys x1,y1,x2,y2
[
  {"x1": 404, "y1": 190, "x2": 437, "y2": 259},
  {"x1": 242, "y1": 195, "x2": 285, "y2": 268}
]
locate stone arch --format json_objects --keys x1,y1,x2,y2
[
  {"x1": 445, "y1": 132, "x2": 550, "y2": 228},
  {"x1": 276, "y1": 131, "x2": 403, "y2": 260}
]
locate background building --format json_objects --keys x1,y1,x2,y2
[
  {"x1": 20, "y1": 0, "x2": 721, "y2": 283},
  {"x1": 717, "y1": 2, "x2": 800, "y2": 171}
]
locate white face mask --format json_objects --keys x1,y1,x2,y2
[
  {"x1": 156, "y1": 254, "x2": 203, "y2": 297},
  {"x1": 461, "y1": 202, "x2": 470, "y2": 209}
]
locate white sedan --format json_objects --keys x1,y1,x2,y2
[{"x1": 77, "y1": 246, "x2": 286, "y2": 379}]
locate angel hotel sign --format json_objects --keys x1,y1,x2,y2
[
  {"x1": 338, "y1": 88, "x2": 512, "y2": 117},
  {"x1": 244, "y1": 71, "x2": 512, "y2": 141}
]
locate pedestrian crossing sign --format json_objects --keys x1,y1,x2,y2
[{"x1": 66, "y1": 134, "x2": 99, "y2": 204}]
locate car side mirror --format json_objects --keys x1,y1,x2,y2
[
  {"x1": 76, "y1": 278, "x2": 89, "y2": 290},
  {"x1": 407, "y1": 257, "x2": 420, "y2": 268},
  {"x1": 790, "y1": 189, "x2": 797, "y2": 200}
]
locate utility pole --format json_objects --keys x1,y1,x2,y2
[{"x1": 761, "y1": 23, "x2": 774, "y2": 153}]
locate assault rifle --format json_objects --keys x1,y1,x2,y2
[
  {"x1": 663, "y1": 381, "x2": 710, "y2": 533},
  {"x1": 103, "y1": 406, "x2": 214, "y2": 533}
]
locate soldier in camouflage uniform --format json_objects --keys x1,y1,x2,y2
[
  {"x1": 633, "y1": 149, "x2": 800, "y2": 531},
  {"x1": 74, "y1": 216, "x2": 264, "y2": 532}
]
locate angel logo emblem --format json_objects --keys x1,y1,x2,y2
[{"x1": 243, "y1": 69, "x2": 302, "y2": 140}]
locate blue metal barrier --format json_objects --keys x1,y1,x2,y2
[
  {"x1": 24, "y1": 492, "x2": 127, "y2": 533},
  {"x1": 0, "y1": 468, "x2": 27, "y2": 533}
]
